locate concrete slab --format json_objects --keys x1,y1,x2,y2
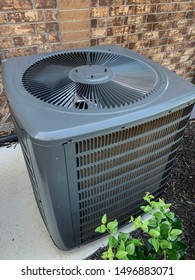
[
  {"x1": 190, "y1": 105, "x2": 195, "y2": 119},
  {"x1": 0, "y1": 144, "x2": 140, "y2": 260}
]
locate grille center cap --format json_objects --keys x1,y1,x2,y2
[{"x1": 69, "y1": 65, "x2": 114, "y2": 84}]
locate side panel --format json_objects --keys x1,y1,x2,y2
[
  {"x1": 12, "y1": 112, "x2": 74, "y2": 250},
  {"x1": 65, "y1": 105, "x2": 193, "y2": 246},
  {"x1": 28, "y1": 142, "x2": 75, "y2": 250}
]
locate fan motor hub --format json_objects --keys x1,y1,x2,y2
[{"x1": 69, "y1": 65, "x2": 114, "y2": 84}]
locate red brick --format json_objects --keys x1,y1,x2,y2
[
  {"x1": 150, "y1": 0, "x2": 171, "y2": 3},
  {"x1": 168, "y1": 12, "x2": 186, "y2": 20},
  {"x1": 97, "y1": 36, "x2": 121, "y2": 45},
  {"x1": 91, "y1": 19, "x2": 98, "y2": 28},
  {"x1": 60, "y1": 0, "x2": 89, "y2": 10},
  {"x1": 48, "y1": 33, "x2": 60, "y2": 43},
  {"x1": 0, "y1": 38, "x2": 13, "y2": 48},
  {"x1": 0, "y1": 12, "x2": 7, "y2": 23},
  {"x1": 62, "y1": 41, "x2": 89, "y2": 50},
  {"x1": 61, "y1": 20, "x2": 89, "y2": 32},
  {"x1": 99, "y1": 0, "x2": 114, "y2": 5},
  {"x1": 91, "y1": 28, "x2": 107, "y2": 38},
  {"x1": 157, "y1": 4, "x2": 176, "y2": 13},
  {"x1": 110, "y1": 6, "x2": 134, "y2": 16},
  {"x1": 186, "y1": 11, "x2": 195, "y2": 19},
  {"x1": 177, "y1": 3, "x2": 195, "y2": 11},
  {"x1": 91, "y1": 0, "x2": 98, "y2": 7},
  {"x1": 60, "y1": 10, "x2": 89, "y2": 21},
  {"x1": 147, "y1": 13, "x2": 168, "y2": 22},
  {"x1": 39, "y1": 43, "x2": 62, "y2": 53},
  {"x1": 4, "y1": 47, "x2": 38, "y2": 59},
  {"x1": 143, "y1": 31, "x2": 160, "y2": 40},
  {"x1": 36, "y1": 22, "x2": 59, "y2": 34},
  {"x1": 134, "y1": 5, "x2": 153, "y2": 14},
  {"x1": 134, "y1": 41, "x2": 149, "y2": 49},
  {"x1": 0, "y1": 24, "x2": 35, "y2": 36},
  {"x1": 152, "y1": 22, "x2": 168, "y2": 31},
  {"x1": 107, "y1": 26, "x2": 129, "y2": 36},
  {"x1": 44, "y1": 10, "x2": 58, "y2": 21},
  {"x1": 0, "y1": 0, "x2": 32, "y2": 10},
  {"x1": 127, "y1": 1, "x2": 152, "y2": 3},
  {"x1": 7, "y1": 11, "x2": 44, "y2": 22},
  {"x1": 125, "y1": 15, "x2": 146, "y2": 25},
  {"x1": 98, "y1": 17, "x2": 124, "y2": 27},
  {"x1": 13, "y1": 34, "x2": 46, "y2": 46},
  {"x1": 91, "y1": 7, "x2": 109, "y2": 18},
  {"x1": 149, "y1": 38, "x2": 168, "y2": 47},
  {"x1": 35, "y1": 0, "x2": 57, "y2": 9},
  {"x1": 62, "y1": 30, "x2": 90, "y2": 42},
  {"x1": 130, "y1": 23, "x2": 153, "y2": 33}
]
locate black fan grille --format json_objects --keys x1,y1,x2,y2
[{"x1": 22, "y1": 50, "x2": 160, "y2": 110}]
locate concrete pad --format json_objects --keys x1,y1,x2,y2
[{"x1": 0, "y1": 144, "x2": 140, "y2": 260}]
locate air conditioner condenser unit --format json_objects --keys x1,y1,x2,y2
[{"x1": 2, "y1": 45, "x2": 195, "y2": 250}]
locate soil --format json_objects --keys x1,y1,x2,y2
[{"x1": 87, "y1": 121, "x2": 195, "y2": 260}]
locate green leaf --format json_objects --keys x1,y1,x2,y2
[
  {"x1": 160, "y1": 239, "x2": 172, "y2": 249},
  {"x1": 154, "y1": 211, "x2": 166, "y2": 221},
  {"x1": 148, "y1": 218, "x2": 157, "y2": 228},
  {"x1": 166, "y1": 211, "x2": 175, "y2": 221},
  {"x1": 118, "y1": 240, "x2": 125, "y2": 251},
  {"x1": 133, "y1": 216, "x2": 142, "y2": 230},
  {"x1": 107, "y1": 246, "x2": 114, "y2": 260},
  {"x1": 131, "y1": 238, "x2": 142, "y2": 246},
  {"x1": 101, "y1": 214, "x2": 107, "y2": 224},
  {"x1": 160, "y1": 221, "x2": 171, "y2": 238},
  {"x1": 118, "y1": 232, "x2": 129, "y2": 243},
  {"x1": 172, "y1": 241, "x2": 187, "y2": 252},
  {"x1": 164, "y1": 203, "x2": 172, "y2": 210},
  {"x1": 130, "y1": 216, "x2": 134, "y2": 222},
  {"x1": 168, "y1": 234, "x2": 178, "y2": 242},
  {"x1": 144, "y1": 253, "x2": 156, "y2": 260},
  {"x1": 149, "y1": 229, "x2": 160, "y2": 238},
  {"x1": 95, "y1": 224, "x2": 106, "y2": 233},
  {"x1": 150, "y1": 201, "x2": 159, "y2": 209},
  {"x1": 167, "y1": 249, "x2": 181, "y2": 260},
  {"x1": 170, "y1": 229, "x2": 182, "y2": 236},
  {"x1": 144, "y1": 192, "x2": 154, "y2": 203},
  {"x1": 172, "y1": 217, "x2": 182, "y2": 230},
  {"x1": 126, "y1": 243, "x2": 135, "y2": 255},
  {"x1": 148, "y1": 238, "x2": 159, "y2": 252},
  {"x1": 116, "y1": 250, "x2": 128, "y2": 260},
  {"x1": 108, "y1": 236, "x2": 117, "y2": 248},
  {"x1": 144, "y1": 205, "x2": 153, "y2": 214},
  {"x1": 141, "y1": 223, "x2": 148, "y2": 233},
  {"x1": 158, "y1": 198, "x2": 165, "y2": 206},
  {"x1": 102, "y1": 251, "x2": 108, "y2": 259},
  {"x1": 136, "y1": 249, "x2": 144, "y2": 260},
  {"x1": 107, "y1": 220, "x2": 118, "y2": 232},
  {"x1": 140, "y1": 206, "x2": 146, "y2": 211}
]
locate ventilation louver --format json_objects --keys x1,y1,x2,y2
[{"x1": 2, "y1": 45, "x2": 195, "y2": 250}]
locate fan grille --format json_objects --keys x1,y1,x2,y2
[{"x1": 22, "y1": 50, "x2": 160, "y2": 110}]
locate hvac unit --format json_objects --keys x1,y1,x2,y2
[{"x1": 2, "y1": 45, "x2": 195, "y2": 250}]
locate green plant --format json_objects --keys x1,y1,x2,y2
[{"x1": 95, "y1": 192, "x2": 187, "y2": 260}]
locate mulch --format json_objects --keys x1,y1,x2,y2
[{"x1": 87, "y1": 120, "x2": 195, "y2": 260}]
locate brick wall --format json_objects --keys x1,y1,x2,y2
[
  {"x1": 59, "y1": 0, "x2": 90, "y2": 49},
  {"x1": 90, "y1": 0, "x2": 195, "y2": 79},
  {"x1": 0, "y1": 0, "x2": 195, "y2": 131},
  {"x1": 0, "y1": 0, "x2": 62, "y2": 59}
]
